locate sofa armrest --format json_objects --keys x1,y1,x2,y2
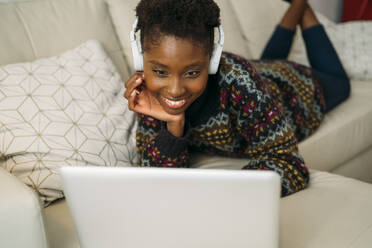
[{"x1": 0, "y1": 167, "x2": 49, "y2": 248}]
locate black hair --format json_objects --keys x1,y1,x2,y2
[{"x1": 135, "y1": 0, "x2": 220, "y2": 55}]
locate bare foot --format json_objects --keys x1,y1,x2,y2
[
  {"x1": 301, "y1": 3, "x2": 320, "y2": 30},
  {"x1": 279, "y1": 0, "x2": 308, "y2": 30}
]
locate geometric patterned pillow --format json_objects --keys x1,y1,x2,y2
[
  {"x1": 0, "y1": 40, "x2": 138, "y2": 206},
  {"x1": 329, "y1": 21, "x2": 372, "y2": 81}
]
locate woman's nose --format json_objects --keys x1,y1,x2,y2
[{"x1": 167, "y1": 77, "x2": 186, "y2": 98}]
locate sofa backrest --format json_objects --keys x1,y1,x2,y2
[
  {"x1": 0, "y1": 0, "x2": 335, "y2": 78},
  {"x1": 0, "y1": 0, "x2": 130, "y2": 80},
  {"x1": 230, "y1": 0, "x2": 335, "y2": 61}
]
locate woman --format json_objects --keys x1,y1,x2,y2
[{"x1": 124, "y1": 0, "x2": 350, "y2": 196}]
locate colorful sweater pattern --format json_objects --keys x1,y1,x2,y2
[{"x1": 136, "y1": 52, "x2": 326, "y2": 197}]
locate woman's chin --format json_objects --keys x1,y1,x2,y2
[{"x1": 162, "y1": 104, "x2": 187, "y2": 115}]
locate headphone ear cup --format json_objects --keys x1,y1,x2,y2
[
  {"x1": 130, "y1": 39, "x2": 144, "y2": 71},
  {"x1": 208, "y1": 43, "x2": 223, "y2": 74},
  {"x1": 136, "y1": 40, "x2": 144, "y2": 71}
]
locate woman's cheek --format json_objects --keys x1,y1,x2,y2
[{"x1": 143, "y1": 75, "x2": 163, "y2": 92}]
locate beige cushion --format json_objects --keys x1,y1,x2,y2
[
  {"x1": 332, "y1": 145, "x2": 372, "y2": 183},
  {"x1": 230, "y1": 0, "x2": 289, "y2": 59},
  {"x1": 106, "y1": 0, "x2": 252, "y2": 74},
  {"x1": 105, "y1": 0, "x2": 138, "y2": 74},
  {"x1": 44, "y1": 199, "x2": 79, "y2": 248},
  {"x1": 230, "y1": 0, "x2": 335, "y2": 60},
  {"x1": 0, "y1": 167, "x2": 48, "y2": 248},
  {"x1": 0, "y1": 40, "x2": 138, "y2": 206},
  {"x1": 212, "y1": 0, "x2": 252, "y2": 59},
  {"x1": 0, "y1": 0, "x2": 130, "y2": 80},
  {"x1": 299, "y1": 80, "x2": 372, "y2": 172},
  {"x1": 281, "y1": 170, "x2": 372, "y2": 248}
]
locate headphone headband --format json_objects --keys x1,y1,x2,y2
[{"x1": 130, "y1": 17, "x2": 224, "y2": 74}]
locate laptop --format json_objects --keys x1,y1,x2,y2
[{"x1": 60, "y1": 166, "x2": 281, "y2": 248}]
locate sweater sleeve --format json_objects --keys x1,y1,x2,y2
[
  {"x1": 230, "y1": 75, "x2": 310, "y2": 197},
  {"x1": 136, "y1": 114, "x2": 190, "y2": 167}
]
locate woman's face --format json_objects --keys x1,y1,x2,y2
[{"x1": 143, "y1": 35, "x2": 210, "y2": 116}]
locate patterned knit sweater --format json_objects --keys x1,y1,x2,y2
[{"x1": 136, "y1": 52, "x2": 326, "y2": 197}]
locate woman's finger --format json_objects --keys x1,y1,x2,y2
[
  {"x1": 124, "y1": 76, "x2": 144, "y2": 99},
  {"x1": 124, "y1": 72, "x2": 143, "y2": 88},
  {"x1": 127, "y1": 89, "x2": 138, "y2": 111},
  {"x1": 128, "y1": 90, "x2": 150, "y2": 116}
]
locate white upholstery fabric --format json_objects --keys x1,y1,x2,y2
[
  {"x1": 230, "y1": 0, "x2": 288, "y2": 58},
  {"x1": 0, "y1": 0, "x2": 130, "y2": 80},
  {"x1": 0, "y1": 167, "x2": 49, "y2": 248},
  {"x1": 332, "y1": 145, "x2": 372, "y2": 184},
  {"x1": 0, "y1": 40, "x2": 138, "y2": 206},
  {"x1": 211, "y1": 0, "x2": 252, "y2": 59},
  {"x1": 299, "y1": 80, "x2": 372, "y2": 172},
  {"x1": 280, "y1": 170, "x2": 372, "y2": 248},
  {"x1": 106, "y1": 0, "x2": 252, "y2": 74}
]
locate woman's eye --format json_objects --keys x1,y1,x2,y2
[
  {"x1": 153, "y1": 69, "x2": 167, "y2": 77},
  {"x1": 185, "y1": 71, "x2": 200, "y2": 77}
]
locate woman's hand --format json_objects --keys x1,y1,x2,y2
[{"x1": 124, "y1": 73, "x2": 185, "y2": 137}]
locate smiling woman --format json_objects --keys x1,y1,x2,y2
[
  {"x1": 123, "y1": 0, "x2": 350, "y2": 197},
  {"x1": 125, "y1": 36, "x2": 210, "y2": 137}
]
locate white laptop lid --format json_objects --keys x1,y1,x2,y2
[{"x1": 60, "y1": 166, "x2": 281, "y2": 248}]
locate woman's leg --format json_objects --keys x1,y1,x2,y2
[
  {"x1": 300, "y1": 4, "x2": 348, "y2": 79},
  {"x1": 261, "y1": 0, "x2": 307, "y2": 60},
  {"x1": 300, "y1": 4, "x2": 350, "y2": 113}
]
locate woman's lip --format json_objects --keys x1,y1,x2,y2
[{"x1": 161, "y1": 96, "x2": 187, "y2": 109}]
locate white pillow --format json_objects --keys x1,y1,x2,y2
[
  {"x1": 330, "y1": 21, "x2": 372, "y2": 81},
  {"x1": 0, "y1": 40, "x2": 138, "y2": 206}
]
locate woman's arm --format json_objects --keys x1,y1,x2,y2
[
  {"x1": 229, "y1": 72, "x2": 309, "y2": 197},
  {"x1": 136, "y1": 114, "x2": 190, "y2": 167}
]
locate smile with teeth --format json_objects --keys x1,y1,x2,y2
[{"x1": 161, "y1": 96, "x2": 187, "y2": 108}]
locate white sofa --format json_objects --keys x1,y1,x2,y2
[{"x1": 1, "y1": 0, "x2": 372, "y2": 247}]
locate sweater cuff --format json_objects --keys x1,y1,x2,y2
[{"x1": 154, "y1": 123, "x2": 189, "y2": 157}]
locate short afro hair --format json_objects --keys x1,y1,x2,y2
[{"x1": 135, "y1": 0, "x2": 221, "y2": 56}]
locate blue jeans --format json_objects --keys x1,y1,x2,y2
[{"x1": 261, "y1": 24, "x2": 350, "y2": 113}]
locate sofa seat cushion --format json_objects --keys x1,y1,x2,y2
[
  {"x1": 44, "y1": 163, "x2": 372, "y2": 248},
  {"x1": 299, "y1": 80, "x2": 372, "y2": 172},
  {"x1": 44, "y1": 199, "x2": 79, "y2": 248},
  {"x1": 281, "y1": 169, "x2": 372, "y2": 248}
]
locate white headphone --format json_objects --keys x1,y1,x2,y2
[{"x1": 130, "y1": 17, "x2": 224, "y2": 74}]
